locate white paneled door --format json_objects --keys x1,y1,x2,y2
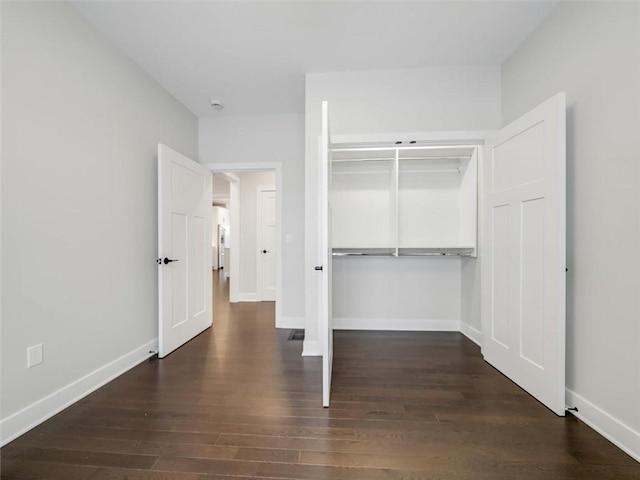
[
  {"x1": 319, "y1": 101, "x2": 334, "y2": 407},
  {"x1": 482, "y1": 93, "x2": 566, "y2": 415},
  {"x1": 258, "y1": 188, "x2": 276, "y2": 301},
  {"x1": 158, "y1": 144, "x2": 212, "y2": 358}
]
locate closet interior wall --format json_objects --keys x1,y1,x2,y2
[{"x1": 330, "y1": 142, "x2": 480, "y2": 332}]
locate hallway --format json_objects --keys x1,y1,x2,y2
[{"x1": 1, "y1": 274, "x2": 638, "y2": 479}]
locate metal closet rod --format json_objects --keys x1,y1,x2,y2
[
  {"x1": 332, "y1": 157, "x2": 394, "y2": 162},
  {"x1": 331, "y1": 145, "x2": 478, "y2": 153},
  {"x1": 402, "y1": 168, "x2": 461, "y2": 174}
]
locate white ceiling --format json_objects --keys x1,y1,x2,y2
[{"x1": 73, "y1": 1, "x2": 557, "y2": 117}]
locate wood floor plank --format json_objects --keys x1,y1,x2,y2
[
  {"x1": 87, "y1": 468, "x2": 201, "y2": 480},
  {"x1": 4, "y1": 446, "x2": 158, "y2": 470},
  {"x1": 2, "y1": 271, "x2": 638, "y2": 480},
  {"x1": 169, "y1": 420, "x2": 357, "y2": 439},
  {"x1": 151, "y1": 457, "x2": 259, "y2": 476},
  {"x1": 0, "y1": 460, "x2": 98, "y2": 480},
  {"x1": 234, "y1": 447, "x2": 300, "y2": 463},
  {"x1": 215, "y1": 434, "x2": 281, "y2": 449},
  {"x1": 7, "y1": 434, "x2": 240, "y2": 461},
  {"x1": 55, "y1": 425, "x2": 221, "y2": 446}
]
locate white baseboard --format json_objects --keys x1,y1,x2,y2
[
  {"x1": 333, "y1": 317, "x2": 460, "y2": 331},
  {"x1": 566, "y1": 388, "x2": 640, "y2": 463},
  {"x1": 302, "y1": 340, "x2": 321, "y2": 356},
  {"x1": 0, "y1": 339, "x2": 158, "y2": 447},
  {"x1": 460, "y1": 322, "x2": 482, "y2": 346},
  {"x1": 238, "y1": 292, "x2": 259, "y2": 302},
  {"x1": 276, "y1": 316, "x2": 304, "y2": 329}
]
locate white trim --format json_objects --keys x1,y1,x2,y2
[
  {"x1": 331, "y1": 131, "x2": 490, "y2": 146},
  {"x1": 238, "y1": 292, "x2": 259, "y2": 302},
  {"x1": 229, "y1": 178, "x2": 240, "y2": 303},
  {"x1": 302, "y1": 340, "x2": 321, "y2": 357},
  {"x1": 0, "y1": 2, "x2": 3, "y2": 452},
  {"x1": 277, "y1": 316, "x2": 305, "y2": 329},
  {"x1": 0, "y1": 339, "x2": 158, "y2": 447},
  {"x1": 460, "y1": 322, "x2": 482, "y2": 346},
  {"x1": 566, "y1": 389, "x2": 640, "y2": 463},
  {"x1": 206, "y1": 162, "x2": 283, "y2": 328},
  {"x1": 256, "y1": 185, "x2": 264, "y2": 301},
  {"x1": 334, "y1": 318, "x2": 460, "y2": 331}
]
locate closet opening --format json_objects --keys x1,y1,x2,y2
[
  {"x1": 319, "y1": 93, "x2": 567, "y2": 414},
  {"x1": 330, "y1": 142, "x2": 481, "y2": 333}
]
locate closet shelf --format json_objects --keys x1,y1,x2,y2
[
  {"x1": 332, "y1": 247, "x2": 475, "y2": 257},
  {"x1": 333, "y1": 170, "x2": 393, "y2": 175},
  {"x1": 333, "y1": 157, "x2": 394, "y2": 162},
  {"x1": 332, "y1": 247, "x2": 396, "y2": 257},
  {"x1": 330, "y1": 142, "x2": 478, "y2": 258},
  {"x1": 398, "y1": 247, "x2": 474, "y2": 257},
  {"x1": 399, "y1": 168, "x2": 461, "y2": 174}
]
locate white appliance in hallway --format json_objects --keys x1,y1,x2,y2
[{"x1": 217, "y1": 223, "x2": 230, "y2": 270}]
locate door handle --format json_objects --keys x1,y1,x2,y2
[
  {"x1": 262, "y1": 250, "x2": 268, "y2": 254},
  {"x1": 162, "y1": 257, "x2": 179, "y2": 265},
  {"x1": 315, "y1": 265, "x2": 323, "y2": 271}
]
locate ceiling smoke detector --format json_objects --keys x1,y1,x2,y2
[{"x1": 210, "y1": 99, "x2": 224, "y2": 110}]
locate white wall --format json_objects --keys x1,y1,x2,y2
[
  {"x1": 199, "y1": 114, "x2": 305, "y2": 325},
  {"x1": 235, "y1": 171, "x2": 275, "y2": 300},
  {"x1": 1, "y1": 2, "x2": 198, "y2": 444},
  {"x1": 502, "y1": 1, "x2": 640, "y2": 460},
  {"x1": 333, "y1": 257, "x2": 461, "y2": 331},
  {"x1": 304, "y1": 67, "x2": 501, "y2": 353},
  {"x1": 212, "y1": 173, "x2": 231, "y2": 206}
]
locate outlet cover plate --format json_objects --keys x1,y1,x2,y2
[{"x1": 27, "y1": 343, "x2": 43, "y2": 368}]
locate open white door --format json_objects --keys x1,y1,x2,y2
[
  {"x1": 319, "y1": 101, "x2": 334, "y2": 407},
  {"x1": 482, "y1": 93, "x2": 566, "y2": 415},
  {"x1": 158, "y1": 144, "x2": 212, "y2": 358}
]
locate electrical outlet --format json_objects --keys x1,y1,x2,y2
[{"x1": 27, "y1": 343, "x2": 43, "y2": 368}]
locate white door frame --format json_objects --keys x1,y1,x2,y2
[
  {"x1": 256, "y1": 186, "x2": 277, "y2": 302},
  {"x1": 206, "y1": 162, "x2": 283, "y2": 328}
]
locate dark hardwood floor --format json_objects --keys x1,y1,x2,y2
[{"x1": 2, "y1": 272, "x2": 639, "y2": 479}]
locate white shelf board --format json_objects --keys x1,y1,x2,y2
[
  {"x1": 398, "y1": 247, "x2": 475, "y2": 256},
  {"x1": 332, "y1": 246, "x2": 475, "y2": 257},
  {"x1": 332, "y1": 247, "x2": 396, "y2": 257}
]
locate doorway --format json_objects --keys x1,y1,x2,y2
[{"x1": 207, "y1": 162, "x2": 284, "y2": 328}]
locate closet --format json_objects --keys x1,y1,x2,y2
[
  {"x1": 317, "y1": 94, "x2": 567, "y2": 416},
  {"x1": 331, "y1": 144, "x2": 478, "y2": 257}
]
